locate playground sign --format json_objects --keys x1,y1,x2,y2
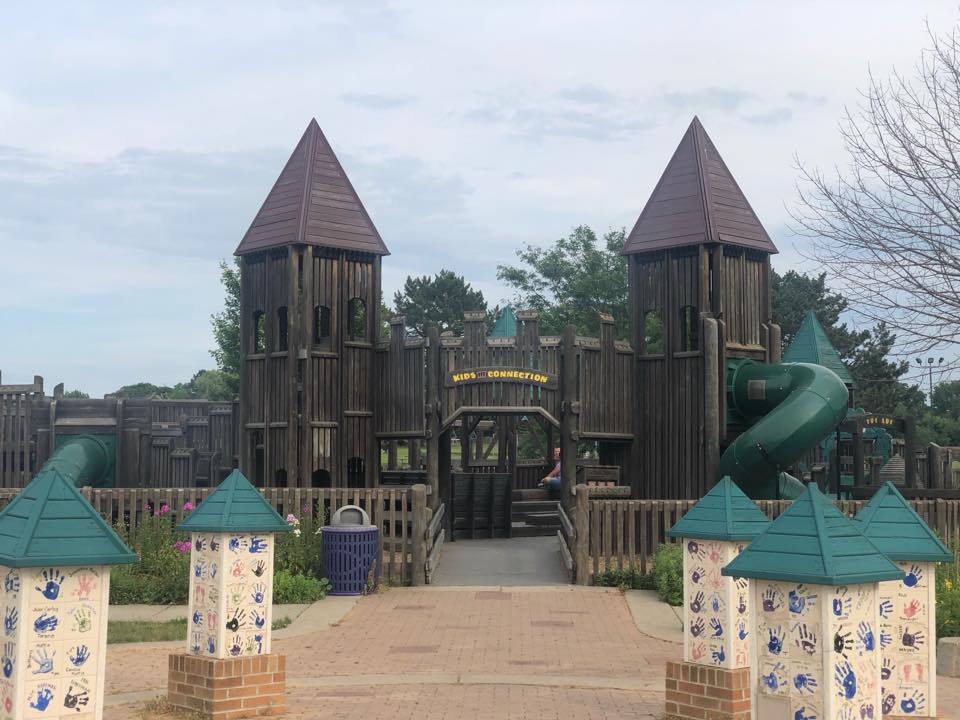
[{"x1": 445, "y1": 367, "x2": 557, "y2": 389}]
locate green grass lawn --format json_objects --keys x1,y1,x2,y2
[{"x1": 107, "y1": 616, "x2": 292, "y2": 644}]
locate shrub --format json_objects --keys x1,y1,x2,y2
[
  {"x1": 936, "y1": 542, "x2": 960, "y2": 639},
  {"x1": 273, "y1": 570, "x2": 331, "y2": 604},
  {"x1": 652, "y1": 543, "x2": 683, "y2": 606},
  {"x1": 275, "y1": 509, "x2": 325, "y2": 577},
  {"x1": 593, "y1": 566, "x2": 654, "y2": 591}
]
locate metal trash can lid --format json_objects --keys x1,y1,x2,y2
[
  {"x1": 330, "y1": 505, "x2": 371, "y2": 526},
  {"x1": 320, "y1": 525, "x2": 379, "y2": 535}
]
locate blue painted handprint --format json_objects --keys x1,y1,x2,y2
[
  {"x1": 35, "y1": 569, "x2": 64, "y2": 600},
  {"x1": 709, "y1": 618, "x2": 723, "y2": 638},
  {"x1": 767, "y1": 625, "x2": 784, "y2": 655},
  {"x1": 3, "y1": 570, "x2": 19, "y2": 595},
  {"x1": 835, "y1": 661, "x2": 857, "y2": 700},
  {"x1": 229, "y1": 537, "x2": 242, "y2": 553},
  {"x1": 903, "y1": 564, "x2": 923, "y2": 588},
  {"x1": 192, "y1": 611, "x2": 202, "y2": 626},
  {"x1": 793, "y1": 672, "x2": 818, "y2": 693},
  {"x1": 857, "y1": 621, "x2": 875, "y2": 651},
  {"x1": 249, "y1": 537, "x2": 268, "y2": 554},
  {"x1": 831, "y1": 588, "x2": 851, "y2": 617},
  {"x1": 900, "y1": 688, "x2": 926, "y2": 714},
  {"x1": 29, "y1": 687, "x2": 53, "y2": 711},
  {"x1": 254, "y1": 633, "x2": 264, "y2": 654},
  {"x1": 30, "y1": 646, "x2": 54, "y2": 674},
  {"x1": 4, "y1": 607, "x2": 17, "y2": 637},
  {"x1": 194, "y1": 560, "x2": 206, "y2": 578},
  {"x1": 737, "y1": 621, "x2": 748, "y2": 640},
  {"x1": 34, "y1": 613, "x2": 58, "y2": 634},
  {"x1": 2, "y1": 642, "x2": 13, "y2": 678},
  {"x1": 207, "y1": 636, "x2": 216, "y2": 654},
  {"x1": 788, "y1": 584, "x2": 814, "y2": 614},
  {"x1": 69, "y1": 644, "x2": 89, "y2": 667},
  {"x1": 879, "y1": 599, "x2": 893, "y2": 619},
  {"x1": 762, "y1": 662, "x2": 785, "y2": 691},
  {"x1": 252, "y1": 610, "x2": 266, "y2": 630},
  {"x1": 794, "y1": 707, "x2": 817, "y2": 720},
  {"x1": 251, "y1": 583, "x2": 266, "y2": 605},
  {"x1": 711, "y1": 645, "x2": 725, "y2": 665}
]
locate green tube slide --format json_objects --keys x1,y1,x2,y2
[
  {"x1": 39, "y1": 435, "x2": 114, "y2": 488},
  {"x1": 718, "y1": 360, "x2": 849, "y2": 500}
]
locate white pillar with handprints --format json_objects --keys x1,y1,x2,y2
[
  {"x1": 682, "y1": 538, "x2": 751, "y2": 669},
  {"x1": 0, "y1": 564, "x2": 110, "y2": 720},
  {"x1": 186, "y1": 532, "x2": 275, "y2": 660}
]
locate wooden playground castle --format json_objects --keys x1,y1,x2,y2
[{"x1": 2, "y1": 116, "x2": 955, "y2": 531}]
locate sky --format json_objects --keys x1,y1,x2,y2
[{"x1": 1, "y1": 1, "x2": 958, "y2": 397}]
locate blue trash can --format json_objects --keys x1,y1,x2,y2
[{"x1": 321, "y1": 525, "x2": 380, "y2": 595}]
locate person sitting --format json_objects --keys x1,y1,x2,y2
[{"x1": 538, "y1": 447, "x2": 561, "y2": 498}]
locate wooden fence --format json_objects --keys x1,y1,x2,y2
[
  {"x1": 566, "y1": 485, "x2": 960, "y2": 585},
  {"x1": 0, "y1": 485, "x2": 432, "y2": 587}
]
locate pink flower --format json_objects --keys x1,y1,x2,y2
[
  {"x1": 172, "y1": 540, "x2": 191, "y2": 554},
  {"x1": 182, "y1": 502, "x2": 195, "y2": 512},
  {"x1": 302, "y1": 505, "x2": 310, "y2": 513},
  {"x1": 143, "y1": 503, "x2": 151, "y2": 511},
  {"x1": 286, "y1": 513, "x2": 297, "y2": 523},
  {"x1": 155, "y1": 503, "x2": 170, "y2": 517}
]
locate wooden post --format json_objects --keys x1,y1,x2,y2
[
  {"x1": 560, "y1": 324, "x2": 578, "y2": 518},
  {"x1": 768, "y1": 322, "x2": 782, "y2": 363},
  {"x1": 905, "y1": 416, "x2": 918, "y2": 488},
  {"x1": 426, "y1": 326, "x2": 441, "y2": 508},
  {"x1": 928, "y1": 444, "x2": 943, "y2": 490},
  {"x1": 703, "y1": 317, "x2": 720, "y2": 487},
  {"x1": 411, "y1": 483, "x2": 427, "y2": 586},
  {"x1": 574, "y1": 484, "x2": 590, "y2": 585}
]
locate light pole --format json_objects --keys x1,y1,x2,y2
[{"x1": 915, "y1": 356, "x2": 945, "y2": 404}]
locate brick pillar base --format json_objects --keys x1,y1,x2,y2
[
  {"x1": 168, "y1": 653, "x2": 286, "y2": 719},
  {"x1": 665, "y1": 660, "x2": 750, "y2": 720}
]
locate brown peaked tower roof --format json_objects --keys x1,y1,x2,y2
[
  {"x1": 622, "y1": 117, "x2": 777, "y2": 255},
  {"x1": 235, "y1": 119, "x2": 389, "y2": 256}
]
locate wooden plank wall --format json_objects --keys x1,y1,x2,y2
[
  {"x1": 574, "y1": 494, "x2": 960, "y2": 583},
  {"x1": 578, "y1": 316, "x2": 633, "y2": 439},
  {"x1": 0, "y1": 377, "x2": 43, "y2": 487},
  {"x1": 374, "y1": 320, "x2": 426, "y2": 438}
]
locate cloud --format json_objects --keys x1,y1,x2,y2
[
  {"x1": 744, "y1": 107, "x2": 794, "y2": 126},
  {"x1": 339, "y1": 92, "x2": 418, "y2": 110},
  {"x1": 788, "y1": 91, "x2": 828, "y2": 106},
  {"x1": 555, "y1": 84, "x2": 618, "y2": 105},
  {"x1": 661, "y1": 87, "x2": 755, "y2": 113}
]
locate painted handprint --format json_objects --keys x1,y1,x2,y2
[
  {"x1": 689, "y1": 591, "x2": 705, "y2": 614},
  {"x1": 707, "y1": 544, "x2": 722, "y2": 564},
  {"x1": 33, "y1": 613, "x2": 58, "y2": 634},
  {"x1": 761, "y1": 586, "x2": 783, "y2": 613},
  {"x1": 210, "y1": 562, "x2": 218, "y2": 579},
  {"x1": 767, "y1": 625, "x2": 784, "y2": 655},
  {"x1": 190, "y1": 632, "x2": 201, "y2": 654},
  {"x1": 252, "y1": 610, "x2": 266, "y2": 629},
  {"x1": 795, "y1": 623, "x2": 817, "y2": 655},
  {"x1": 900, "y1": 689, "x2": 926, "y2": 714},
  {"x1": 207, "y1": 636, "x2": 216, "y2": 654},
  {"x1": 903, "y1": 564, "x2": 923, "y2": 588},
  {"x1": 857, "y1": 621, "x2": 875, "y2": 652},
  {"x1": 207, "y1": 611, "x2": 217, "y2": 632},
  {"x1": 903, "y1": 599, "x2": 920, "y2": 619},
  {"x1": 878, "y1": 599, "x2": 893, "y2": 619},
  {"x1": 68, "y1": 644, "x2": 90, "y2": 667},
  {"x1": 901, "y1": 627, "x2": 925, "y2": 648},
  {"x1": 3, "y1": 570, "x2": 19, "y2": 595},
  {"x1": 229, "y1": 583, "x2": 244, "y2": 605},
  {"x1": 2, "y1": 642, "x2": 12, "y2": 678},
  {"x1": 192, "y1": 611, "x2": 202, "y2": 626},
  {"x1": 249, "y1": 536, "x2": 268, "y2": 553},
  {"x1": 194, "y1": 560, "x2": 207, "y2": 579},
  {"x1": 30, "y1": 646, "x2": 54, "y2": 674},
  {"x1": 690, "y1": 642, "x2": 706, "y2": 661},
  {"x1": 709, "y1": 594, "x2": 724, "y2": 613},
  {"x1": 253, "y1": 633, "x2": 264, "y2": 654},
  {"x1": 736, "y1": 594, "x2": 746, "y2": 615},
  {"x1": 881, "y1": 657, "x2": 894, "y2": 681},
  {"x1": 792, "y1": 672, "x2": 818, "y2": 693},
  {"x1": 195, "y1": 536, "x2": 206, "y2": 552},
  {"x1": 711, "y1": 645, "x2": 725, "y2": 665},
  {"x1": 882, "y1": 694, "x2": 897, "y2": 715},
  {"x1": 833, "y1": 627, "x2": 853, "y2": 657},
  {"x1": 63, "y1": 685, "x2": 89, "y2": 710},
  {"x1": 73, "y1": 572, "x2": 95, "y2": 601},
  {"x1": 709, "y1": 618, "x2": 723, "y2": 638},
  {"x1": 252, "y1": 559, "x2": 267, "y2": 577},
  {"x1": 231, "y1": 560, "x2": 245, "y2": 578},
  {"x1": 689, "y1": 566, "x2": 705, "y2": 584},
  {"x1": 194, "y1": 585, "x2": 205, "y2": 604},
  {"x1": 832, "y1": 588, "x2": 851, "y2": 617},
  {"x1": 685, "y1": 540, "x2": 703, "y2": 558},
  {"x1": 788, "y1": 584, "x2": 814, "y2": 614},
  {"x1": 761, "y1": 662, "x2": 785, "y2": 691},
  {"x1": 210, "y1": 539, "x2": 220, "y2": 551},
  {"x1": 229, "y1": 537, "x2": 243, "y2": 553},
  {"x1": 4, "y1": 608, "x2": 17, "y2": 636},
  {"x1": 229, "y1": 635, "x2": 243, "y2": 657},
  {"x1": 835, "y1": 661, "x2": 857, "y2": 700},
  {"x1": 252, "y1": 583, "x2": 266, "y2": 604},
  {"x1": 880, "y1": 629, "x2": 893, "y2": 649},
  {"x1": 794, "y1": 707, "x2": 816, "y2": 720},
  {"x1": 737, "y1": 621, "x2": 747, "y2": 640},
  {"x1": 35, "y1": 568, "x2": 64, "y2": 600},
  {"x1": 689, "y1": 618, "x2": 705, "y2": 638},
  {"x1": 72, "y1": 607, "x2": 93, "y2": 633},
  {"x1": 225, "y1": 607, "x2": 246, "y2": 632},
  {"x1": 29, "y1": 687, "x2": 53, "y2": 711},
  {"x1": 860, "y1": 703, "x2": 875, "y2": 719}
]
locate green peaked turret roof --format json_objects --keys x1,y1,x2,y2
[
  {"x1": 491, "y1": 307, "x2": 517, "y2": 337},
  {"x1": 722, "y1": 483, "x2": 903, "y2": 586},
  {"x1": 666, "y1": 477, "x2": 772, "y2": 541},
  {"x1": 0, "y1": 469, "x2": 135, "y2": 568},
  {"x1": 853, "y1": 482, "x2": 953, "y2": 562},
  {"x1": 177, "y1": 470, "x2": 292, "y2": 534},
  {"x1": 783, "y1": 311, "x2": 854, "y2": 386}
]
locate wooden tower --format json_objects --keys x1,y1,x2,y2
[
  {"x1": 236, "y1": 119, "x2": 389, "y2": 488},
  {"x1": 623, "y1": 117, "x2": 780, "y2": 499}
]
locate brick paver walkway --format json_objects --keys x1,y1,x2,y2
[{"x1": 103, "y1": 587, "x2": 960, "y2": 719}]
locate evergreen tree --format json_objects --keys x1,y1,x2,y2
[
  {"x1": 392, "y1": 270, "x2": 488, "y2": 337},
  {"x1": 210, "y1": 258, "x2": 241, "y2": 397}
]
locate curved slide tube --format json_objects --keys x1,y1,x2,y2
[
  {"x1": 39, "y1": 435, "x2": 113, "y2": 488},
  {"x1": 718, "y1": 361, "x2": 848, "y2": 500}
]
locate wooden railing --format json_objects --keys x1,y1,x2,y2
[
  {"x1": 0, "y1": 486, "x2": 432, "y2": 587},
  {"x1": 570, "y1": 485, "x2": 960, "y2": 585}
]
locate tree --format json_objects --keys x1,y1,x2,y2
[
  {"x1": 63, "y1": 389, "x2": 89, "y2": 399},
  {"x1": 113, "y1": 382, "x2": 174, "y2": 398},
  {"x1": 210, "y1": 259, "x2": 241, "y2": 397},
  {"x1": 792, "y1": 23, "x2": 960, "y2": 352},
  {"x1": 771, "y1": 270, "x2": 867, "y2": 360},
  {"x1": 497, "y1": 225, "x2": 628, "y2": 338},
  {"x1": 393, "y1": 270, "x2": 488, "y2": 337},
  {"x1": 849, "y1": 322, "x2": 925, "y2": 416}
]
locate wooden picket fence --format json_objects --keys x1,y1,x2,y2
[
  {"x1": 567, "y1": 486, "x2": 960, "y2": 585},
  {"x1": 0, "y1": 486, "x2": 432, "y2": 587}
]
